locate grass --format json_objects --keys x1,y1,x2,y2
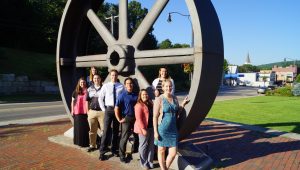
[
  {"x1": 0, "y1": 47, "x2": 56, "y2": 81},
  {"x1": 207, "y1": 96, "x2": 300, "y2": 134}
]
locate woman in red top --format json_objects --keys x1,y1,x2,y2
[
  {"x1": 71, "y1": 77, "x2": 89, "y2": 147},
  {"x1": 134, "y1": 89, "x2": 154, "y2": 169}
]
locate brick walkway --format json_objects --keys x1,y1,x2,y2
[
  {"x1": 0, "y1": 119, "x2": 122, "y2": 170},
  {"x1": 185, "y1": 121, "x2": 300, "y2": 170},
  {"x1": 0, "y1": 119, "x2": 300, "y2": 169}
]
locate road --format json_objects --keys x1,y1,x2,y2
[
  {"x1": 0, "y1": 101, "x2": 67, "y2": 126},
  {"x1": 0, "y1": 86, "x2": 259, "y2": 126}
]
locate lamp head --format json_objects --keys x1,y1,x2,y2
[{"x1": 167, "y1": 13, "x2": 172, "y2": 22}]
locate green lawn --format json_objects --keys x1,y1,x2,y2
[
  {"x1": 207, "y1": 96, "x2": 300, "y2": 134},
  {"x1": 0, "y1": 47, "x2": 56, "y2": 80}
]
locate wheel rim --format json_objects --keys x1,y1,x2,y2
[{"x1": 57, "y1": 0, "x2": 224, "y2": 141}]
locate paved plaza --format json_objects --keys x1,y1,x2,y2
[
  {"x1": 1, "y1": 118, "x2": 300, "y2": 169},
  {"x1": 0, "y1": 87, "x2": 299, "y2": 169}
]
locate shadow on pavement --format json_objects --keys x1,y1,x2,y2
[{"x1": 183, "y1": 121, "x2": 300, "y2": 168}]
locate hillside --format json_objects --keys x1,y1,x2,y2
[
  {"x1": 257, "y1": 60, "x2": 300, "y2": 69},
  {"x1": 0, "y1": 47, "x2": 56, "y2": 81}
]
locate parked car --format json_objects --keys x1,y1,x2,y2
[
  {"x1": 267, "y1": 85, "x2": 277, "y2": 90},
  {"x1": 257, "y1": 87, "x2": 267, "y2": 94}
]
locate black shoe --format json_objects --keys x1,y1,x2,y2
[
  {"x1": 99, "y1": 154, "x2": 106, "y2": 161},
  {"x1": 112, "y1": 152, "x2": 119, "y2": 157},
  {"x1": 120, "y1": 157, "x2": 126, "y2": 163},
  {"x1": 87, "y1": 147, "x2": 97, "y2": 152},
  {"x1": 127, "y1": 154, "x2": 132, "y2": 160}
]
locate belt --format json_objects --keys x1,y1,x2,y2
[
  {"x1": 91, "y1": 109, "x2": 101, "y2": 111},
  {"x1": 106, "y1": 106, "x2": 114, "y2": 109},
  {"x1": 122, "y1": 114, "x2": 134, "y2": 118}
]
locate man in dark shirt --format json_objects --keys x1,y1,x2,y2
[
  {"x1": 86, "y1": 74, "x2": 103, "y2": 152},
  {"x1": 115, "y1": 77, "x2": 138, "y2": 163}
]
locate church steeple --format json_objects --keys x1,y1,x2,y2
[{"x1": 245, "y1": 52, "x2": 251, "y2": 65}]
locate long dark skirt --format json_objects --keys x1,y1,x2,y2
[{"x1": 74, "y1": 114, "x2": 89, "y2": 147}]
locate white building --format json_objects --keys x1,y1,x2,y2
[
  {"x1": 237, "y1": 73, "x2": 258, "y2": 86},
  {"x1": 237, "y1": 71, "x2": 276, "y2": 87}
]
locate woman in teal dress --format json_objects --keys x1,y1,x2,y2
[{"x1": 153, "y1": 79, "x2": 189, "y2": 170}]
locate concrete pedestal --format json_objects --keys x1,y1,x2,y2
[
  {"x1": 64, "y1": 127, "x2": 74, "y2": 138},
  {"x1": 170, "y1": 142, "x2": 213, "y2": 170}
]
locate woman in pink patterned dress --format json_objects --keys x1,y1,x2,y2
[{"x1": 71, "y1": 77, "x2": 89, "y2": 147}]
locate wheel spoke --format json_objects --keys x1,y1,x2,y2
[
  {"x1": 118, "y1": 0, "x2": 128, "y2": 42},
  {"x1": 133, "y1": 69, "x2": 151, "y2": 89},
  {"x1": 75, "y1": 54, "x2": 107, "y2": 67},
  {"x1": 130, "y1": 0, "x2": 169, "y2": 47},
  {"x1": 87, "y1": 9, "x2": 116, "y2": 46},
  {"x1": 134, "y1": 48, "x2": 194, "y2": 66}
]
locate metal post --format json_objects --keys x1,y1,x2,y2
[
  {"x1": 167, "y1": 12, "x2": 193, "y2": 47},
  {"x1": 105, "y1": 14, "x2": 119, "y2": 35},
  {"x1": 168, "y1": 12, "x2": 194, "y2": 80}
]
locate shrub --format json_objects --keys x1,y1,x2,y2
[
  {"x1": 292, "y1": 83, "x2": 300, "y2": 96},
  {"x1": 266, "y1": 86, "x2": 293, "y2": 97},
  {"x1": 265, "y1": 90, "x2": 273, "y2": 96},
  {"x1": 295, "y1": 74, "x2": 300, "y2": 83}
]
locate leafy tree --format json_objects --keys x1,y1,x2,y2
[
  {"x1": 223, "y1": 59, "x2": 229, "y2": 73},
  {"x1": 0, "y1": 0, "x2": 157, "y2": 54},
  {"x1": 238, "y1": 64, "x2": 259, "y2": 73},
  {"x1": 295, "y1": 74, "x2": 300, "y2": 83},
  {"x1": 158, "y1": 39, "x2": 173, "y2": 49},
  {"x1": 0, "y1": 0, "x2": 66, "y2": 53},
  {"x1": 128, "y1": 1, "x2": 157, "y2": 50}
]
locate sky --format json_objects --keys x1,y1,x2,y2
[{"x1": 105, "y1": 0, "x2": 300, "y2": 66}]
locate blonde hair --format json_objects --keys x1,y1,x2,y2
[
  {"x1": 161, "y1": 79, "x2": 173, "y2": 89},
  {"x1": 89, "y1": 66, "x2": 98, "y2": 82}
]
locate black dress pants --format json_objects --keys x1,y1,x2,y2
[
  {"x1": 99, "y1": 107, "x2": 119, "y2": 154},
  {"x1": 119, "y1": 116, "x2": 135, "y2": 159}
]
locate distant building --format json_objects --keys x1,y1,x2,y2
[
  {"x1": 224, "y1": 65, "x2": 238, "y2": 86},
  {"x1": 272, "y1": 65, "x2": 299, "y2": 83},
  {"x1": 236, "y1": 71, "x2": 275, "y2": 87},
  {"x1": 256, "y1": 70, "x2": 276, "y2": 86},
  {"x1": 237, "y1": 73, "x2": 258, "y2": 86},
  {"x1": 244, "y1": 52, "x2": 251, "y2": 65}
]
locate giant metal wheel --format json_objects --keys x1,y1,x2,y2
[{"x1": 57, "y1": 0, "x2": 223, "y2": 141}]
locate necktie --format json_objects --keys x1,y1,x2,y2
[{"x1": 113, "y1": 84, "x2": 116, "y2": 106}]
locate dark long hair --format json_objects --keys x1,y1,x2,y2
[{"x1": 137, "y1": 89, "x2": 153, "y2": 107}]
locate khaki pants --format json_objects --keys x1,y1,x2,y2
[{"x1": 87, "y1": 109, "x2": 105, "y2": 148}]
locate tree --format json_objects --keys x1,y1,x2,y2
[
  {"x1": 262, "y1": 76, "x2": 267, "y2": 87},
  {"x1": 158, "y1": 39, "x2": 173, "y2": 49},
  {"x1": 238, "y1": 64, "x2": 259, "y2": 73},
  {"x1": 128, "y1": 1, "x2": 157, "y2": 50},
  {"x1": 0, "y1": 0, "x2": 66, "y2": 53},
  {"x1": 223, "y1": 59, "x2": 229, "y2": 73},
  {"x1": 0, "y1": 0, "x2": 157, "y2": 54},
  {"x1": 295, "y1": 74, "x2": 300, "y2": 83}
]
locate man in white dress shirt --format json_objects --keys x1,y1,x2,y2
[{"x1": 98, "y1": 69, "x2": 124, "y2": 160}]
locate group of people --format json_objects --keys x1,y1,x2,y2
[{"x1": 71, "y1": 67, "x2": 189, "y2": 170}]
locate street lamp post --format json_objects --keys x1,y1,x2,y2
[
  {"x1": 284, "y1": 57, "x2": 297, "y2": 66},
  {"x1": 167, "y1": 12, "x2": 194, "y2": 81},
  {"x1": 284, "y1": 57, "x2": 298, "y2": 82},
  {"x1": 167, "y1": 12, "x2": 194, "y2": 47},
  {"x1": 105, "y1": 14, "x2": 119, "y2": 35}
]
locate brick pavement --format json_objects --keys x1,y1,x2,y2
[
  {"x1": 184, "y1": 121, "x2": 300, "y2": 170},
  {"x1": 1, "y1": 119, "x2": 300, "y2": 170},
  {"x1": 0, "y1": 119, "x2": 123, "y2": 170}
]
